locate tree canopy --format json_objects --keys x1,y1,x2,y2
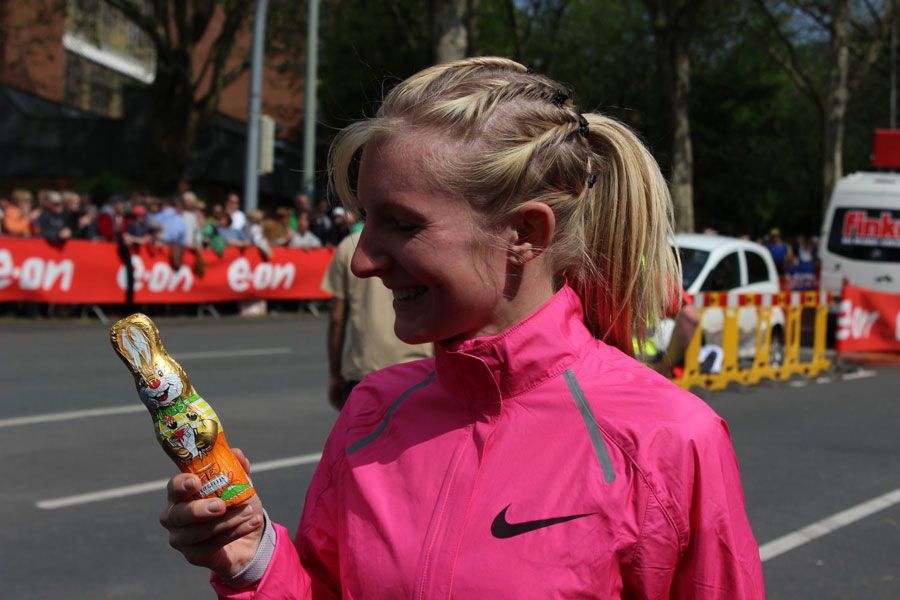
[
  {"x1": 66, "y1": 0, "x2": 895, "y2": 236},
  {"x1": 308, "y1": 0, "x2": 895, "y2": 237}
]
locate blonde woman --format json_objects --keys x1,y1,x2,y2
[{"x1": 161, "y1": 57, "x2": 764, "y2": 599}]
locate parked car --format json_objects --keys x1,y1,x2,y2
[{"x1": 655, "y1": 234, "x2": 785, "y2": 365}]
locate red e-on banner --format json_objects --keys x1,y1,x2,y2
[
  {"x1": 0, "y1": 237, "x2": 335, "y2": 304},
  {"x1": 835, "y1": 283, "x2": 900, "y2": 353}
]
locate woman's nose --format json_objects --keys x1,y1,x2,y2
[{"x1": 350, "y1": 230, "x2": 390, "y2": 279}]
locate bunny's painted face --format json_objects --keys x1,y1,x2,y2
[
  {"x1": 111, "y1": 316, "x2": 192, "y2": 412},
  {"x1": 137, "y1": 362, "x2": 184, "y2": 409}
]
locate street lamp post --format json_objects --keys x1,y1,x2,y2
[
  {"x1": 244, "y1": 0, "x2": 269, "y2": 212},
  {"x1": 303, "y1": 0, "x2": 320, "y2": 202}
]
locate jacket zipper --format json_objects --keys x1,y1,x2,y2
[{"x1": 414, "y1": 422, "x2": 474, "y2": 600}]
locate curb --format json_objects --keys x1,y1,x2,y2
[{"x1": 837, "y1": 352, "x2": 900, "y2": 366}]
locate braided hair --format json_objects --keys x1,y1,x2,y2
[{"x1": 329, "y1": 57, "x2": 679, "y2": 354}]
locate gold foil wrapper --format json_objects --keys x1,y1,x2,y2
[{"x1": 110, "y1": 313, "x2": 255, "y2": 506}]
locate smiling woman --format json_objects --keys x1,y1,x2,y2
[
  {"x1": 159, "y1": 57, "x2": 765, "y2": 599},
  {"x1": 350, "y1": 135, "x2": 539, "y2": 345}
]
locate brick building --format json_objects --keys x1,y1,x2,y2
[{"x1": 0, "y1": 1, "x2": 306, "y2": 202}]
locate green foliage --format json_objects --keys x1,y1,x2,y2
[
  {"x1": 846, "y1": 45, "x2": 892, "y2": 175},
  {"x1": 292, "y1": 0, "x2": 895, "y2": 235},
  {"x1": 318, "y1": 1, "x2": 432, "y2": 125},
  {"x1": 690, "y1": 8, "x2": 823, "y2": 237}
]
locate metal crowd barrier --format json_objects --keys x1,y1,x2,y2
[{"x1": 673, "y1": 291, "x2": 833, "y2": 391}]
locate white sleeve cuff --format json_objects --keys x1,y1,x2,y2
[{"x1": 220, "y1": 510, "x2": 277, "y2": 588}]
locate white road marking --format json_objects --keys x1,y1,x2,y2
[
  {"x1": 0, "y1": 405, "x2": 144, "y2": 428},
  {"x1": 759, "y1": 488, "x2": 900, "y2": 562},
  {"x1": 175, "y1": 347, "x2": 292, "y2": 360},
  {"x1": 815, "y1": 376, "x2": 832, "y2": 384},
  {"x1": 0, "y1": 348, "x2": 291, "y2": 429},
  {"x1": 36, "y1": 452, "x2": 323, "y2": 510},
  {"x1": 841, "y1": 369, "x2": 877, "y2": 381}
]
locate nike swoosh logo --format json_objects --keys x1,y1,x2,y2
[{"x1": 490, "y1": 504, "x2": 594, "y2": 539}]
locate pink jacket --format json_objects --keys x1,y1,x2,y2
[{"x1": 213, "y1": 285, "x2": 764, "y2": 599}]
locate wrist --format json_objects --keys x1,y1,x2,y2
[{"x1": 217, "y1": 511, "x2": 275, "y2": 587}]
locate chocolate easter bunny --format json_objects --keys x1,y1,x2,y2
[{"x1": 110, "y1": 313, "x2": 255, "y2": 506}]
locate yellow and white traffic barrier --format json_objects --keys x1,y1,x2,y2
[{"x1": 673, "y1": 291, "x2": 832, "y2": 391}]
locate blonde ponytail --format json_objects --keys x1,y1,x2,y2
[{"x1": 568, "y1": 115, "x2": 679, "y2": 353}]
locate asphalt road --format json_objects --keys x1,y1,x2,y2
[{"x1": 1, "y1": 314, "x2": 898, "y2": 599}]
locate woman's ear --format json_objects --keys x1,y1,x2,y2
[{"x1": 508, "y1": 202, "x2": 556, "y2": 265}]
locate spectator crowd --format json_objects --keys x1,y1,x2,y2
[
  {"x1": 761, "y1": 228, "x2": 820, "y2": 291},
  {"x1": 1, "y1": 186, "x2": 822, "y2": 297},
  {"x1": 0, "y1": 188, "x2": 352, "y2": 257}
]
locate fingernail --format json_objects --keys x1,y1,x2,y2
[
  {"x1": 248, "y1": 516, "x2": 261, "y2": 528},
  {"x1": 207, "y1": 500, "x2": 223, "y2": 513},
  {"x1": 241, "y1": 505, "x2": 253, "y2": 517},
  {"x1": 183, "y1": 480, "x2": 195, "y2": 493}
]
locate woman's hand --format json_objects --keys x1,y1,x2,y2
[{"x1": 159, "y1": 448, "x2": 265, "y2": 578}]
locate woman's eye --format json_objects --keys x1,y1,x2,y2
[
  {"x1": 393, "y1": 219, "x2": 419, "y2": 232},
  {"x1": 157, "y1": 369, "x2": 163, "y2": 376}
]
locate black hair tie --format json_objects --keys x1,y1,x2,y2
[
  {"x1": 586, "y1": 174, "x2": 597, "y2": 189},
  {"x1": 551, "y1": 89, "x2": 568, "y2": 107},
  {"x1": 579, "y1": 115, "x2": 590, "y2": 137}
]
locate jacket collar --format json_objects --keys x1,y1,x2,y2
[{"x1": 434, "y1": 285, "x2": 595, "y2": 411}]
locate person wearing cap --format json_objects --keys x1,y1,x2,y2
[
  {"x1": 765, "y1": 227, "x2": 789, "y2": 276},
  {"x1": 123, "y1": 204, "x2": 152, "y2": 246},
  {"x1": 36, "y1": 191, "x2": 73, "y2": 243},
  {"x1": 323, "y1": 206, "x2": 352, "y2": 246}
]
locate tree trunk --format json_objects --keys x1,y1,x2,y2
[
  {"x1": 146, "y1": 53, "x2": 196, "y2": 193},
  {"x1": 651, "y1": 1, "x2": 696, "y2": 233},
  {"x1": 822, "y1": 0, "x2": 850, "y2": 211},
  {"x1": 434, "y1": 0, "x2": 468, "y2": 62},
  {"x1": 464, "y1": 0, "x2": 479, "y2": 56},
  {"x1": 670, "y1": 41, "x2": 694, "y2": 233}
]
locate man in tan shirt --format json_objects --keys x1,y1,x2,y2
[{"x1": 321, "y1": 220, "x2": 433, "y2": 409}]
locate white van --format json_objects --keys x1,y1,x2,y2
[{"x1": 819, "y1": 172, "x2": 900, "y2": 296}]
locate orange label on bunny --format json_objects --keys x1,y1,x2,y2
[
  {"x1": 153, "y1": 396, "x2": 255, "y2": 505},
  {"x1": 110, "y1": 313, "x2": 256, "y2": 507}
]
